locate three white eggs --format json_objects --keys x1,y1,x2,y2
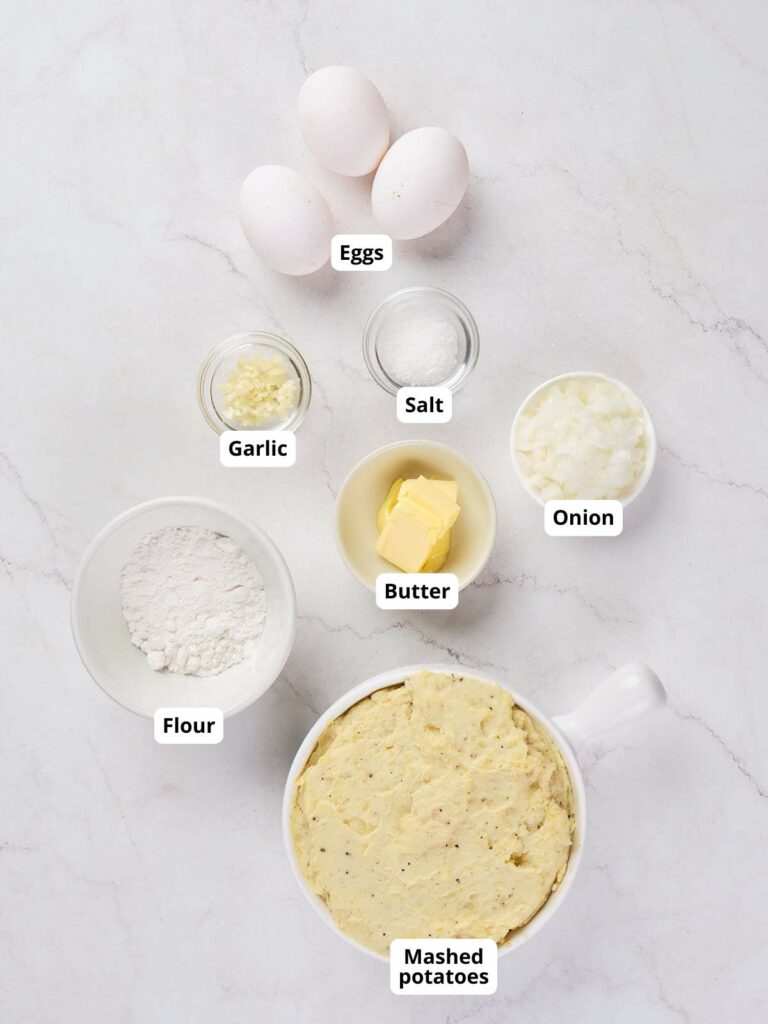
[{"x1": 238, "y1": 66, "x2": 469, "y2": 275}]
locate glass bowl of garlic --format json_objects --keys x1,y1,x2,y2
[{"x1": 197, "y1": 332, "x2": 312, "y2": 434}]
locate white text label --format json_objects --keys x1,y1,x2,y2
[
  {"x1": 331, "y1": 234, "x2": 392, "y2": 271},
  {"x1": 545, "y1": 499, "x2": 623, "y2": 536},
  {"x1": 397, "y1": 387, "x2": 452, "y2": 424},
  {"x1": 220, "y1": 431, "x2": 296, "y2": 467},
  {"x1": 154, "y1": 708, "x2": 224, "y2": 745},
  {"x1": 376, "y1": 573, "x2": 459, "y2": 610},
  {"x1": 390, "y1": 939, "x2": 497, "y2": 995}
]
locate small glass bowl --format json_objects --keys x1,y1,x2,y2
[
  {"x1": 362, "y1": 286, "x2": 480, "y2": 395},
  {"x1": 197, "y1": 332, "x2": 311, "y2": 434}
]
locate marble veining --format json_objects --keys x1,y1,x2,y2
[{"x1": 3, "y1": 0, "x2": 768, "y2": 1021}]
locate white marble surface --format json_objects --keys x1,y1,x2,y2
[{"x1": 3, "y1": 0, "x2": 768, "y2": 1020}]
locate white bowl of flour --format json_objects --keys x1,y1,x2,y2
[{"x1": 71, "y1": 497, "x2": 296, "y2": 718}]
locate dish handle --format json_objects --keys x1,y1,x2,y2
[{"x1": 552, "y1": 662, "x2": 666, "y2": 744}]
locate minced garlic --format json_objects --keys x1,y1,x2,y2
[{"x1": 221, "y1": 354, "x2": 298, "y2": 428}]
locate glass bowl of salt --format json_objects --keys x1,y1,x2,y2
[{"x1": 362, "y1": 286, "x2": 479, "y2": 395}]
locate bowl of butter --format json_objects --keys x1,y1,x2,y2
[{"x1": 335, "y1": 440, "x2": 496, "y2": 591}]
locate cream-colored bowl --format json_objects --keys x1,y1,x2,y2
[
  {"x1": 335, "y1": 440, "x2": 496, "y2": 591},
  {"x1": 71, "y1": 497, "x2": 296, "y2": 718}
]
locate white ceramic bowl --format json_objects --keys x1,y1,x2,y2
[
  {"x1": 336, "y1": 440, "x2": 496, "y2": 591},
  {"x1": 283, "y1": 661, "x2": 665, "y2": 961},
  {"x1": 510, "y1": 371, "x2": 657, "y2": 507},
  {"x1": 71, "y1": 497, "x2": 296, "y2": 718}
]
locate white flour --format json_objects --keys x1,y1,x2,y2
[{"x1": 120, "y1": 526, "x2": 267, "y2": 677}]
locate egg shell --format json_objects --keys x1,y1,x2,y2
[
  {"x1": 371, "y1": 127, "x2": 469, "y2": 240},
  {"x1": 238, "y1": 165, "x2": 334, "y2": 276},
  {"x1": 298, "y1": 66, "x2": 390, "y2": 177}
]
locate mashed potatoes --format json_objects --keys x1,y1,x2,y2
[{"x1": 290, "y1": 670, "x2": 575, "y2": 956}]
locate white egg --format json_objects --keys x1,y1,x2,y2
[
  {"x1": 371, "y1": 127, "x2": 469, "y2": 240},
  {"x1": 239, "y1": 165, "x2": 334, "y2": 276},
  {"x1": 298, "y1": 66, "x2": 390, "y2": 177}
]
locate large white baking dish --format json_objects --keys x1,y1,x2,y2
[{"x1": 283, "y1": 661, "x2": 665, "y2": 961}]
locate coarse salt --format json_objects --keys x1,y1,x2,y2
[{"x1": 377, "y1": 311, "x2": 460, "y2": 386}]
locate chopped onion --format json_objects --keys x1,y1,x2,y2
[{"x1": 514, "y1": 376, "x2": 648, "y2": 500}]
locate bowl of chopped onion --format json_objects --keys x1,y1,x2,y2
[{"x1": 510, "y1": 371, "x2": 656, "y2": 506}]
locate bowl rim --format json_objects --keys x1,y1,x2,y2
[
  {"x1": 362, "y1": 286, "x2": 480, "y2": 395},
  {"x1": 509, "y1": 370, "x2": 657, "y2": 507},
  {"x1": 334, "y1": 439, "x2": 497, "y2": 592},
  {"x1": 70, "y1": 495, "x2": 297, "y2": 719},
  {"x1": 282, "y1": 662, "x2": 586, "y2": 962}
]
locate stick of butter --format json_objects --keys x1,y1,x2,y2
[{"x1": 375, "y1": 476, "x2": 460, "y2": 574}]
